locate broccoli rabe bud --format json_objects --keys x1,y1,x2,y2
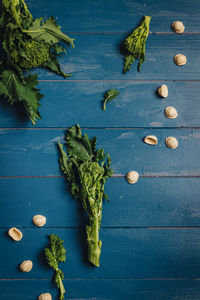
[{"x1": 11, "y1": 40, "x2": 50, "y2": 69}]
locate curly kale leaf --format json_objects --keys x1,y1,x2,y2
[
  {"x1": 45, "y1": 234, "x2": 66, "y2": 300},
  {"x1": 123, "y1": 16, "x2": 151, "y2": 73},
  {"x1": 58, "y1": 125, "x2": 113, "y2": 267},
  {"x1": 101, "y1": 88, "x2": 119, "y2": 111}
]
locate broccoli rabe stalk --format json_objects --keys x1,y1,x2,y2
[
  {"x1": 80, "y1": 161, "x2": 104, "y2": 266},
  {"x1": 45, "y1": 234, "x2": 66, "y2": 300},
  {"x1": 0, "y1": 0, "x2": 74, "y2": 124},
  {"x1": 123, "y1": 16, "x2": 151, "y2": 73},
  {"x1": 58, "y1": 125, "x2": 113, "y2": 267},
  {"x1": 9, "y1": 0, "x2": 33, "y2": 29}
]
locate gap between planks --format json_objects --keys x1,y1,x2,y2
[
  {"x1": 38, "y1": 79, "x2": 200, "y2": 82},
  {"x1": 1, "y1": 175, "x2": 200, "y2": 179},
  {"x1": 1, "y1": 226, "x2": 200, "y2": 229},
  {"x1": 1, "y1": 127, "x2": 200, "y2": 130},
  {"x1": 65, "y1": 32, "x2": 200, "y2": 36},
  {"x1": 1, "y1": 278, "x2": 200, "y2": 281}
]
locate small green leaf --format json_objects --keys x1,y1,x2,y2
[{"x1": 101, "y1": 88, "x2": 119, "y2": 111}]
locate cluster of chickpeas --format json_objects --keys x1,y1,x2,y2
[
  {"x1": 126, "y1": 20, "x2": 185, "y2": 185},
  {"x1": 8, "y1": 216, "x2": 52, "y2": 300}
]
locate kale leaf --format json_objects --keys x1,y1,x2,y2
[{"x1": 58, "y1": 125, "x2": 113, "y2": 267}]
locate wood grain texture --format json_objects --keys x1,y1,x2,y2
[
  {"x1": 0, "y1": 128, "x2": 199, "y2": 176},
  {"x1": 2, "y1": 228, "x2": 200, "y2": 279},
  {"x1": 1, "y1": 279, "x2": 200, "y2": 300},
  {"x1": 26, "y1": 0, "x2": 200, "y2": 33},
  {"x1": 1, "y1": 177, "x2": 200, "y2": 227},
  {"x1": 28, "y1": 35, "x2": 200, "y2": 80},
  {"x1": 1, "y1": 81, "x2": 200, "y2": 128}
]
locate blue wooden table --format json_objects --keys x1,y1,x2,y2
[{"x1": 1, "y1": 0, "x2": 200, "y2": 299}]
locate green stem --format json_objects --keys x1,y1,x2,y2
[
  {"x1": 20, "y1": 0, "x2": 32, "y2": 17},
  {"x1": 86, "y1": 217, "x2": 102, "y2": 267},
  {"x1": 22, "y1": 28, "x2": 46, "y2": 33},
  {"x1": 143, "y1": 16, "x2": 151, "y2": 29},
  {"x1": 10, "y1": 0, "x2": 33, "y2": 30},
  {"x1": 57, "y1": 271, "x2": 66, "y2": 300},
  {"x1": 103, "y1": 94, "x2": 113, "y2": 111}
]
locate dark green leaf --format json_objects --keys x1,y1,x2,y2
[
  {"x1": 65, "y1": 125, "x2": 95, "y2": 162},
  {"x1": 27, "y1": 16, "x2": 75, "y2": 47},
  {"x1": 0, "y1": 69, "x2": 42, "y2": 124},
  {"x1": 43, "y1": 53, "x2": 71, "y2": 78}
]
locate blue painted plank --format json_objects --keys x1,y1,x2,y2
[
  {"x1": 1, "y1": 228, "x2": 200, "y2": 278},
  {"x1": 26, "y1": 0, "x2": 200, "y2": 33},
  {"x1": 1, "y1": 177, "x2": 200, "y2": 227},
  {"x1": 30, "y1": 35, "x2": 200, "y2": 80},
  {"x1": 1, "y1": 279, "x2": 200, "y2": 300},
  {"x1": 1, "y1": 81, "x2": 200, "y2": 128},
  {"x1": 0, "y1": 129, "x2": 199, "y2": 176}
]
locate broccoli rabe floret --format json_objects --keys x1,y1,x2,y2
[{"x1": 11, "y1": 40, "x2": 50, "y2": 69}]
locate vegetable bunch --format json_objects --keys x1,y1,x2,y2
[
  {"x1": 58, "y1": 125, "x2": 113, "y2": 267},
  {"x1": 45, "y1": 234, "x2": 66, "y2": 300},
  {"x1": 0, "y1": 0, "x2": 74, "y2": 124},
  {"x1": 123, "y1": 16, "x2": 151, "y2": 73}
]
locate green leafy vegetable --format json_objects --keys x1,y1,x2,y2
[
  {"x1": 123, "y1": 16, "x2": 151, "y2": 73},
  {"x1": 58, "y1": 125, "x2": 113, "y2": 267},
  {"x1": 0, "y1": 0, "x2": 74, "y2": 124},
  {"x1": 45, "y1": 234, "x2": 66, "y2": 300},
  {"x1": 102, "y1": 89, "x2": 119, "y2": 111}
]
